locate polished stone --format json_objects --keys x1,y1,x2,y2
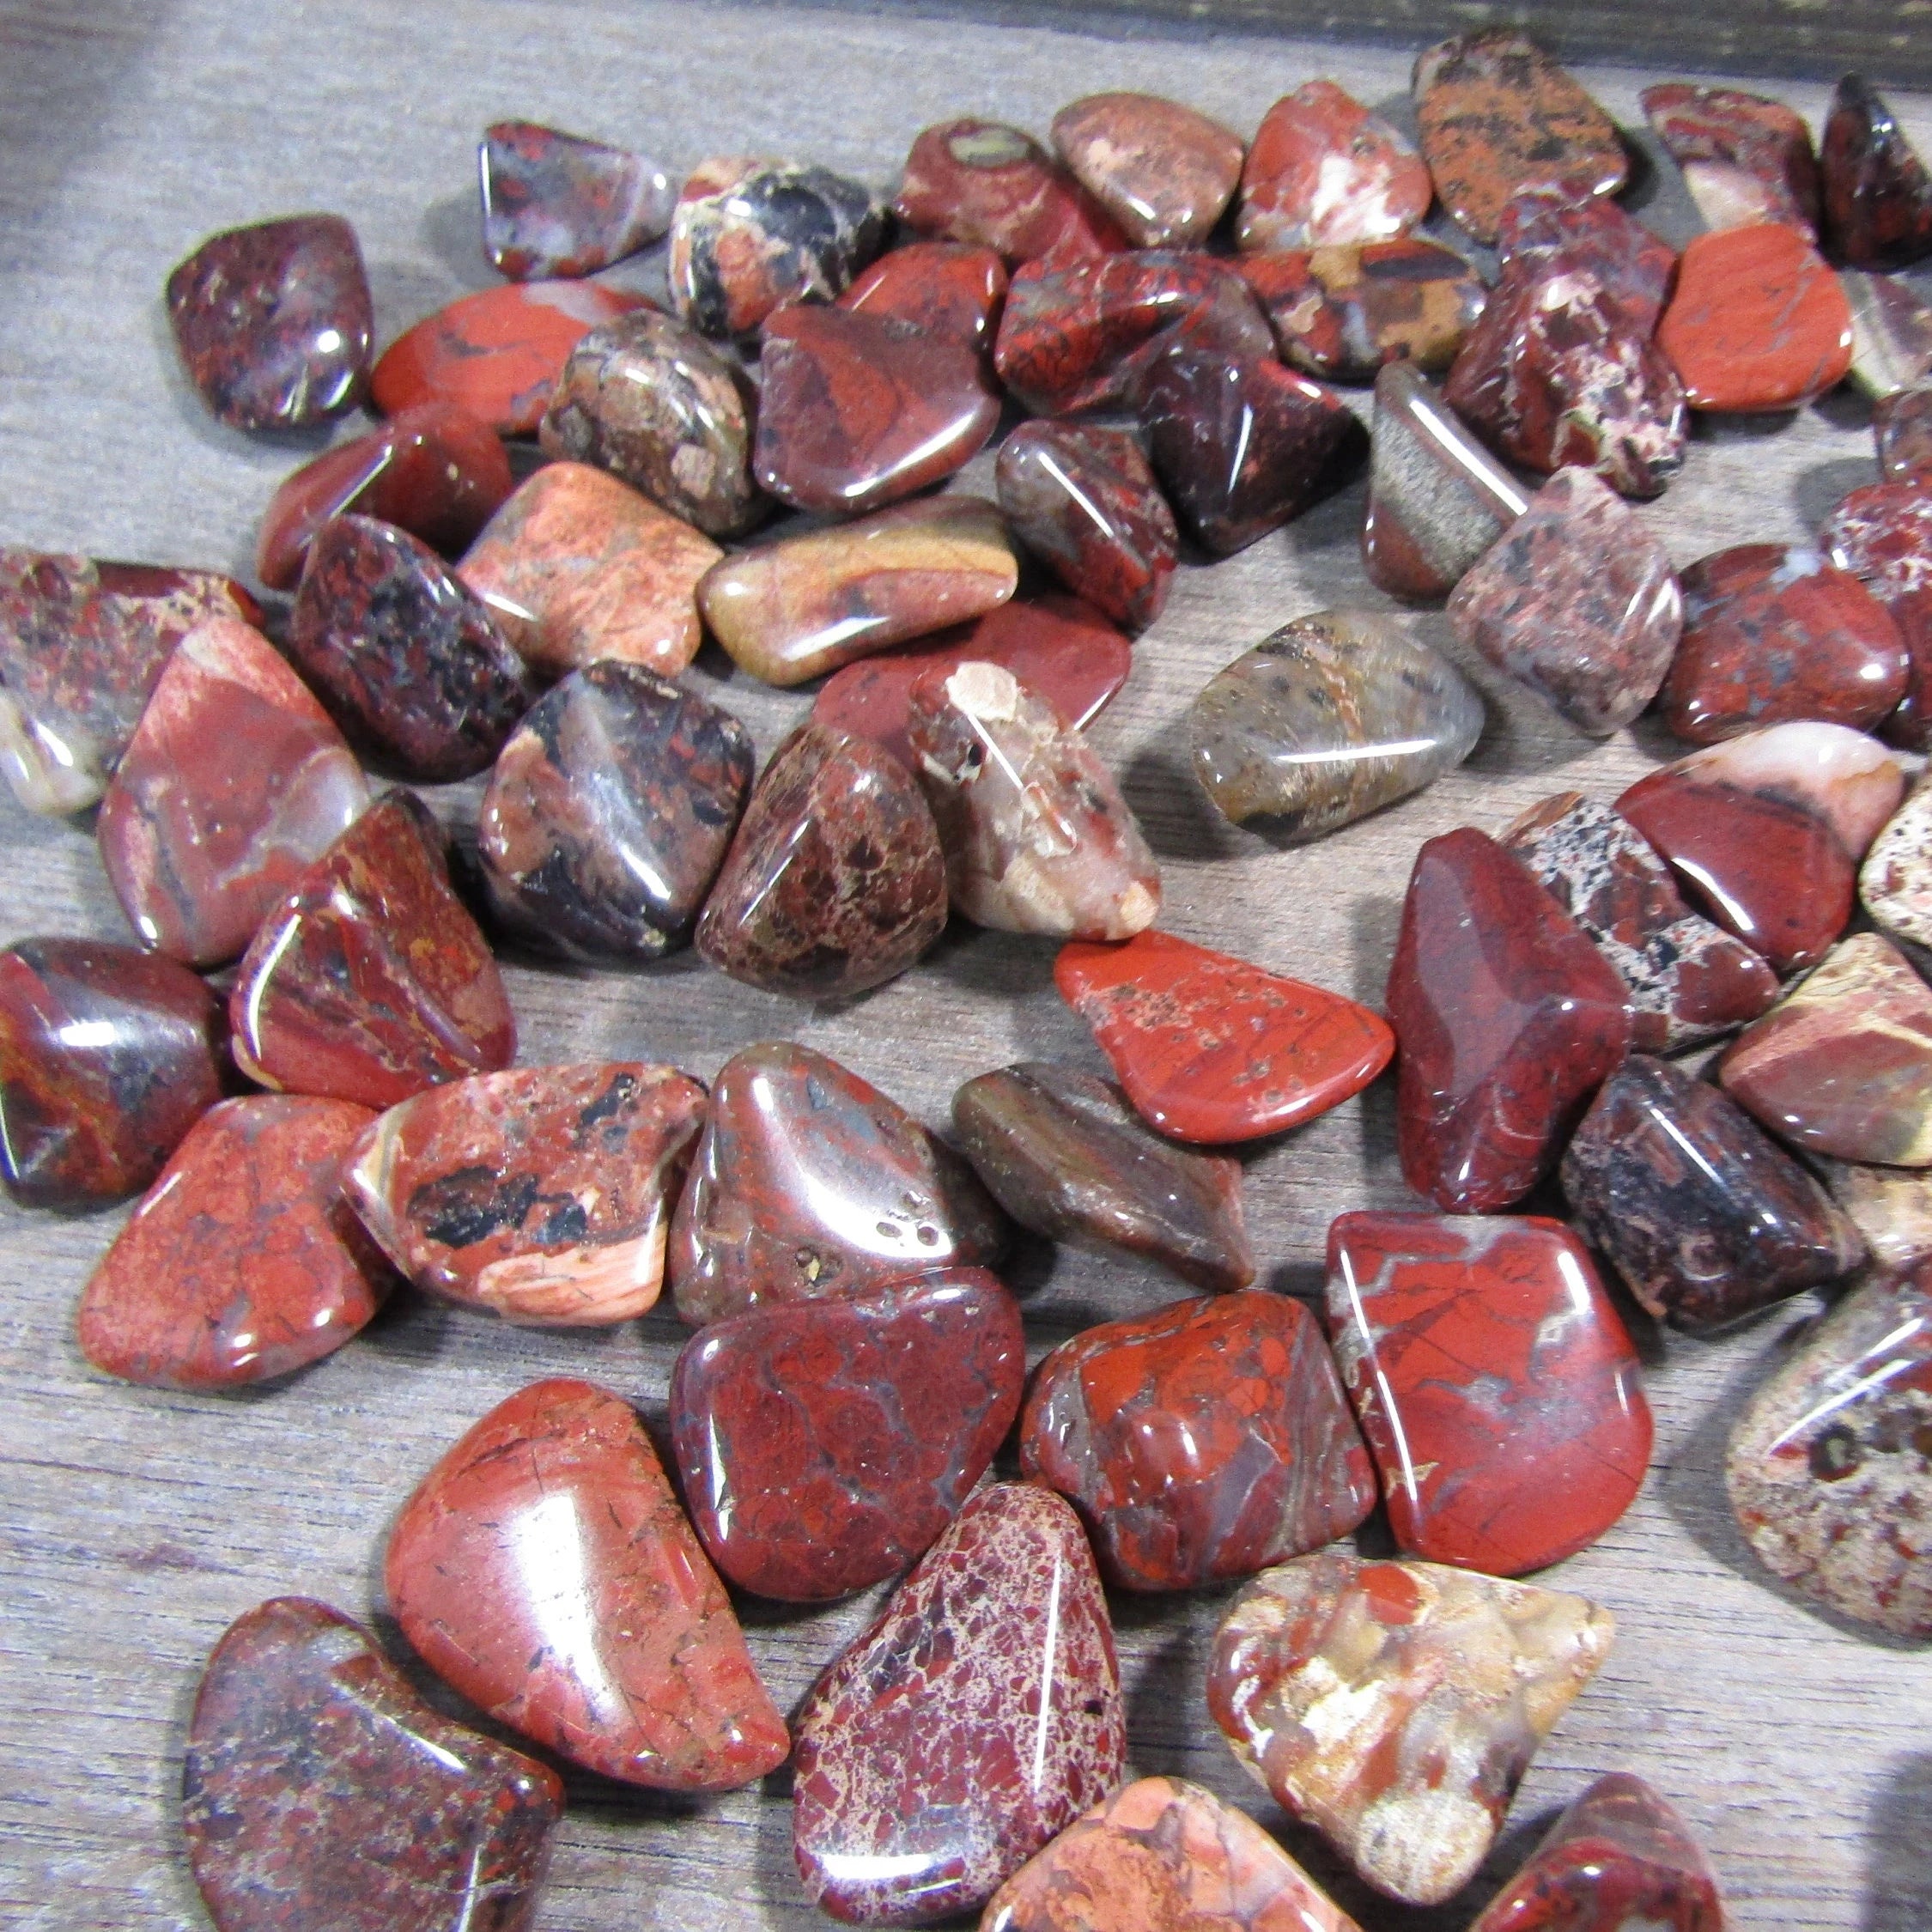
[
  {"x1": 1642, "y1": 83, "x2": 1820, "y2": 237},
  {"x1": 840, "y1": 240, "x2": 1009, "y2": 351},
  {"x1": 480, "y1": 118, "x2": 674, "y2": 280},
  {"x1": 1876, "y1": 386, "x2": 1932, "y2": 483},
  {"x1": 1821, "y1": 1155, "x2": 1932, "y2": 1269},
  {"x1": 1238, "y1": 82, "x2": 1431, "y2": 252},
  {"x1": 1820, "y1": 74, "x2": 1932, "y2": 270},
  {"x1": 1823, "y1": 478, "x2": 1932, "y2": 749},
  {"x1": 1862, "y1": 774, "x2": 1932, "y2": 949},
  {"x1": 1842, "y1": 270, "x2": 1932, "y2": 401},
  {"x1": 1051, "y1": 92, "x2": 1244, "y2": 249},
  {"x1": 1499, "y1": 188, "x2": 1670, "y2": 337}
]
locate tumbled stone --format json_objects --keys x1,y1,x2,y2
[
  {"x1": 1208, "y1": 1552, "x2": 1614, "y2": 1907},
  {"x1": 1843, "y1": 270, "x2": 1932, "y2": 401},
  {"x1": 167, "y1": 214, "x2": 372, "y2": 431},
  {"x1": 96, "y1": 616, "x2": 368, "y2": 967},
  {"x1": 840, "y1": 240, "x2": 1009, "y2": 351},
  {"x1": 1821, "y1": 1156, "x2": 1932, "y2": 1268},
  {"x1": 952, "y1": 1061, "x2": 1255, "y2": 1292},
  {"x1": 1727, "y1": 1266, "x2": 1932, "y2": 1637},
  {"x1": 1412, "y1": 31, "x2": 1628, "y2": 246},
  {"x1": 1862, "y1": 773, "x2": 1932, "y2": 948},
  {"x1": 0, "y1": 938, "x2": 222, "y2": 1209},
  {"x1": 671, "y1": 1270, "x2": 1024, "y2": 1600},
  {"x1": 1387, "y1": 828, "x2": 1632, "y2": 1213},
  {"x1": 1643, "y1": 82, "x2": 1820, "y2": 237},
  {"x1": 1823, "y1": 479, "x2": 1932, "y2": 748},
  {"x1": 0, "y1": 551, "x2": 259, "y2": 814},
  {"x1": 344, "y1": 1062, "x2": 705, "y2": 1326},
  {"x1": 1326, "y1": 1212, "x2": 1650, "y2": 1576},
  {"x1": 1494, "y1": 179, "x2": 1678, "y2": 334},
  {"x1": 1051, "y1": 93, "x2": 1244, "y2": 249},
  {"x1": 479, "y1": 661, "x2": 751, "y2": 962},
  {"x1": 670, "y1": 157, "x2": 885, "y2": 337},
  {"x1": 1055, "y1": 929, "x2": 1393, "y2": 1143},
  {"x1": 792, "y1": 1483, "x2": 1126, "y2": 1924},
  {"x1": 1877, "y1": 386, "x2": 1932, "y2": 483},
  {"x1": 184, "y1": 1597, "x2": 562, "y2": 1932},
  {"x1": 1821, "y1": 74, "x2": 1932, "y2": 270},
  {"x1": 1561, "y1": 1054, "x2": 1866, "y2": 1333},
  {"x1": 699, "y1": 495, "x2": 1017, "y2": 687},
  {"x1": 387, "y1": 1377, "x2": 790, "y2": 1789},
  {"x1": 76, "y1": 1094, "x2": 387, "y2": 1388},
  {"x1": 1238, "y1": 82, "x2": 1431, "y2": 252},
  {"x1": 480, "y1": 118, "x2": 674, "y2": 280},
  {"x1": 1022, "y1": 1291, "x2": 1375, "y2": 1591}
]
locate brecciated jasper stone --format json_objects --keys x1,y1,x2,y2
[
  {"x1": 479, "y1": 662, "x2": 751, "y2": 961},
  {"x1": 906, "y1": 660, "x2": 1159, "y2": 941},
  {"x1": 1237, "y1": 82, "x2": 1431, "y2": 252},
  {"x1": 1208, "y1": 1553, "x2": 1614, "y2": 1908},
  {"x1": 1190, "y1": 610, "x2": 1483, "y2": 836},
  {"x1": 1862, "y1": 775, "x2": 1932, "y2": 949},
  {"x1": 166, "y1": 214, "x2": 372, "y2": 431},
  {"x1": 76, "y1": 1095, "x2": 386, "y2": 1389},
  {"x1": 1821, "y1": 74, "x2": 1932, "y2": 270},
  {"x1": 1450, "y1": 467, "x2": 1682, "y2": 736},
  {"x1": 841, "y1": 241, "x2": 1009, "y2": 351},
  {"x1": 386, "y1": 1377, "x2": 789, "y2": 1789},
  {"x1": 479, "y1": 118, "x2": 674, "y2": 280},
  {"x1": 1642, "y1": 82, "x2": 1821, "y2": 237},
  {"x1": 1727, "y1": 1264, "x2": 1932, "y2": 1638},
  {"x1": 1824, "y1": 480, "x2": 1932, "y2": 749},
  {"x1": 670, "y1": 1041, "x2": 1006, "y2": 1327},
  {"x1": 183, "y1": 1597, "x2": 562, "y2": 1932},
  {"x1": 1325, "y1": 1212, "x2": 1650, "y2": 1576},
  {"x1": 699, "y1": 495, "x2": 1017, "y2": 687},
  {"x1": 96, "y1": 617, "x2": 368, "y2": 967},
  {"x1": 0, "y1": 938, "x2": 222, "y2": 1208},
  {"x1": 694, "y1": 724, "x2": 949, "y2": 999},
  {"x1": 1876, "y1": 387, "x2": 1932, "y2": 485},
  {"x1": 670, "y1": 1270, "x2": 1024, "y2": 1600},
  {"x1": 289, "y1": 515, "x2": 536, "y2": 782},
  {"x1": 1412, "y1": 31, "x2": 1628, "y2": 246},
  {"x1": 1494, "y1": 181, "x2": 1677, "y2": 335},
  {"x1": 952, "y1": 1062, "x2": 1255, "y2": 1292},
  {"x1": 792, "y1": 1483, "x2": 1126, "y2": 1925},
  {"x1": 1054, "y1": 929, "x2": 1394, "y2": 1143},
  {"x1": 1387, "y1": 829, "x2": 1632, "y2": 1214},
  {"x1": 1050, "y1": 93, "x2": 1245, "y2": 249},
  {"x1": 0, "y1": 550, "x2": 260, "y2": 815},
  {"x1": 1842, "y1": 270, "x2": 1932, "y2": 401},
  {"x1": 1021, "y1": 1292, "x2": 1376, "y2": 1592},
  {"x1": 228, "y1": 793, "x2": 514, "y2": 1110},
  {"x1": 1821, "y1": 1156, "x2": 1932, "y2": 1269},
  {"x1": 1561, "y1": 1054, "x2": 1866, "y2": 1334},
  {"x1": 344, "y1": 1062, "x2": 707, "y2": 1325},
  {"x1": 538, "y1": 307, "x2": 763, "y2": 539},
  {"x1": 459, "y1": 461, "x2": 720, "y2": 678}
]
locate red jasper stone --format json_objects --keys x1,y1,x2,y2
[
  {"x1": 1821, "y1": 74, "x2": 1932, "y2": 270},
  {"x1": 1054, "y1": 929, "x2": 1393, "y2": 1144},
  {"x1": 480, "y1": 118, "x2": 674, "y2": 281},
  {"x1": 1643, "y1": 82, "x2": 1821, "y2": 239},
  {"x1": 76, "y1": 1094, "x2": 387, "y2": 1389},
  {"x1": 1021, "y1": 1291, "x2": 1376, "y2": 1592},
  {"x1": 670, "y1": 1269, "x2": 1024, "y2": 1601},
  {"x1": 1051, "y1": 93, "x2": 1245, "y2": 250},
  {"x1": 228, "y1": 792, "x2": 515, "y2": 1110},
  {"x1": 1494, "y1": 179, "x2": 1679, "y2": 334},
  {"x1": 1238, "y1": 82, "x2": 1431, "y2": 252},
  {"x1": 1325, "y1": 1212, "x2": 1651, "y2": 1576},
  {"x1": 1823, "y1": 479, "x2": 1932, "y2": 749},
  {"x1": 255, "y1": 401, "x2": 513, "y2": 591},
  {"x1": 1386, "y1": 829, "x2": 1632, "y2": 1213},
  {"x1": 841, "y1": 240, "x2": 1009, "y2": 350},
  {"x1": 387, "y1": 1377, "x2": 790, "y2": 1790}
]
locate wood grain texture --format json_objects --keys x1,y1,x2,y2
[{"x1": 0, "y1": 3, "x2": 1929, "y2": 1929}]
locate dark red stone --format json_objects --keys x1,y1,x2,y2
[
  {"x1": 1386, "y1": 828, "x2": 1633, "y2": 1213},
  {"x1": 1642, "y1": 83, "x2": 1821, "y2": 238},
  {"x1": 480, "y1": 118, "x2": 674, "y2": 280},
  {"x1": 1821, "y1": 74, "x2": 1932, "y2": 270},
  {"x1": 1823, "y1": 478, "x2": 1932, "y2": 749},
  {"x1": 1877, "y1": 386, "x2": 1932, "y2": 483},
  {"x1": 841, "y1": 240, "x2": 1009, "y2": 350},
  {"x1": 183, "y1": 1597, "x2": 563, "y2": 1932},
  {"x1": 1495, "y1": 179, "x2": 1678, "y2": 333}
]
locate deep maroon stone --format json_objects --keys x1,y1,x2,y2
[
  {"x1": 1821, "y1": 74, "x2": 1932, "y2": 270},
  {"x1": 1494, "y1": 180, "x2": 1678, "y2": 333},
  {"x1": 480, "y1": 119, "x2": 675, "y2": 280},
  {"x1": 840, "y1": 241, "x2": 1010, "y2": 349},
  {"x1": 1823, "y1": 479, "x2": 1932, "y2": 750}
]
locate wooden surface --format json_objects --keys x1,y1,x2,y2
[{"x1": 2, "y1": 3, "x2": 1929, "y2": 1929}]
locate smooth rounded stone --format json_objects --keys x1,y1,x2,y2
[
  {"x1": 1237, "y1": 82, "x2": 1431, "y2": 252},
  {"x1": 669, "y1": 1270, "x2": 1024, "y2": 1601},
  {"x1": 96, "y1": 616, "x2": 368, "y2": 967},
  {"x1": 791, "y1": 1483, "x2": 1126, "y2": 1925},
  {"x1": 1560, "y1": 1054, "x2": 1866, "y2": 1334},
  {"x1": 1468, "y1": 1773, "x2": 1727, "y2": 1932},
  {"x1": 478, "y1": 661, "x2": 751, "y2": 962},
  {"x1": 344, "y1": 1062, "x2": 706, "y2": 1326},
  {"x1": 1021, "y1": 1291, "x2": 1376, "y2": 1592},
  {"x1": 1822, "y1": 479, "x2": 1932, "y2": 750},
  {"x1": 1496, "y1": 178, "x2": 1678, "y2": 334},
  {"x1": 1821, "y1": 74, "x2": 1932, "y2": 270},
  {"x1": 669, "y1": 1040, "x2": 1008, "y2": 1328},
  {"x1": 1642, "y1": 82, "x2": 1821, "y2": 238},
  {"x1": 1877, "y1": 386, "x2": 1932, "y2": 483},
  {"x1": 906, "y1": 660, "x2": 1159, "y2": 941},
  {"x1": 386, "y1": 1377, "x2": 790, "y2": 1789},
  {"x1": 459, "y1": 461, "x2": 720, "y2": 678},
  {"x1": 0, "y1": 938, "x2": 222, "y2": 1209},
  {"x1": 1862, "y1": 773, "x2": 1932, "y2": 949},
  {"x1": 76, "y1": 1094, "x2": 387, "y2": 1389},
  {"x1": 694, "y1": 723, "x2": 949, "y2": 999},
  {"x1": 0, "y1": 550, "x2": 260, "y2": 815},
  {"x1": 1050, "y1": 92, "x2": 1244, "y2": 249},
  {"x1": 1190, "y1": 610, "x2": 1484, "y2": 836},
  {"x1": 183, "y1": 1597, "x2": 562, "y2": 1932},
  {"x1": 1842, "y1": 270, "x2": 1932, "y2": 401},
  {"x1": 698, "y1": 495, "x2": 1017, "y2": 687},
  {"x1": 1821, "y1": 1155, "x2": 1932, "y2": 1268},
  {"x1": 1412, "y1": 30, "x2": 1629, "y2": 246},
  {"x1": 1208, "y1": 1552, "x2": 1615, "y2": 1908},
  {"x1": 371, "y1": 281, "x2": 647, "y2": 434},
  {"x1": 166, "y1": 214, "x2": 372, "y2": 431},
  {"x1": 841, "y1": 240, "x2": 1009, "y2": 350},
  {"x1": 1325, "y1": 1212, "x2": 1650, "y2": 1577},
  {"x1": 1054, "y1": 928, "x2": 1394, "y2": 1143},
  {"x1": 951, "y1": 1061, "x2": 1255, "y2": 1293},
  {"x1": 1727, "y1": 1265, "x2": 1932, "y2": 1637},
  {"x1": 257, "y1": 401, "x2": 513, "y2": 592},
  {"x1": 669, "y1": 156, "x2": 886, "y2": 337},
  {"x1": 479, "y1": 118, "x2": 674, "y2": 280}
]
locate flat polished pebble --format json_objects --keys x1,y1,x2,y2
[
  {"x1": 1843, "y1": 269, "x2": 1932, "y2": 400},
  {"x1": 1821, "y1": 73, "x2": 1932, "y2": 270},
  {"x1": 1237, "y1": 82, "x2": 1431, "y2": 251},
  {"x1": 839, "y1": 240, "x2": 1009, "y2": 349},
  {"x1": 1823, "y1": 478, "x2": 1932, "y2": 749},
  {"x1": 1876, "y1": 386, "x2": 1932, "y2": 483},
  {"x1": 1861, "y1": 773, "x2": 1932, "y2": 948},
  {"x1": 1643, "y1": 82, "x2": 1820, "y2": 236},
  {"x1": 480, "y1": 118, "x2": 673, "y2": 280},
  {"x1": 1052, "y1": 93, "x2": 1245, "y2": 247}
]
